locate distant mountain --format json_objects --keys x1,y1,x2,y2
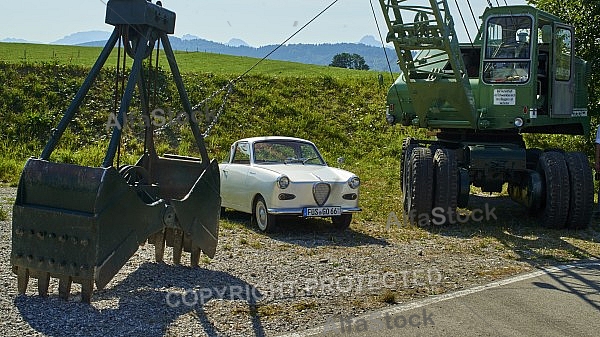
[
  {"x1": 181, "y1": 34, "x2": 201, "y2": 41},
  {"x1": 79, "y1": 35, "x2": 398, "y2": 72},
  {"x1": 226, "y1": 38, "x2": 250, "y2": 47},
  {"x1": 1, "y1": 37, "x2": 34, "y2": 43},
  {"x1": 52, "y1": 31, "x2": 112, "y2": 45},
  {"x1": 359, "y1": 35, "x2": 381, "y2": 47}
]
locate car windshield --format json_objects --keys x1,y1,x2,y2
[{"x1": 253, "y1": 140, "x2": 326, "y2": 165}]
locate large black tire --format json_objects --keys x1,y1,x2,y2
[
  {"x1": 253, "y1": 196, "x2": 277, "y2": 232},
  {"x1": 332, "y1": 214, "x2": 352, "y2": 230},
  {"x1": 526, "y1": 148, "x2": 543, "y2": 170},
  {"x1": 536, "y1": 151, "x2": 570, "y2": 229},
  {"x1": 564, "y1": 152, "x2": 593, "y2": 229},
  {"x1": 433, "y1": 148, "x2": 458, "y2": 224},
  {"x1": 400, "y1": 137, "x2": 418, "y2": 192},
  {"x1": 405, "y1": 147, "x2": 433, "y2": 226}
]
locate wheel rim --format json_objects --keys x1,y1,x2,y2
[{"x1": 255, "y1": 200, "x2": 268, "y2": 231}]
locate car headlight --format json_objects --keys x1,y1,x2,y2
[
  {"x1": 277, "y1": 176, "x2": 290, "y2": 189},
  {"x1": 348, "y1": 176, "x2": 360, "y2": 189}
]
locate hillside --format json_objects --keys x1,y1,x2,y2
[
  {"x1": 0, "y1": 50, "x2": 592, "y2": 225},
  {"x1": 80, "y1": 36, "x2": 399, "y2": 71},
  {"x1": 0, "y1": 42, "x2": 396, "y2": 78},
  {"x1": 0, "y1": 58, "x2": 423, "y2": 225}
]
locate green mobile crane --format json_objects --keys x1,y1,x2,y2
[{"x1": 378, "y1": 0, "x2": 592, "y2": 228}]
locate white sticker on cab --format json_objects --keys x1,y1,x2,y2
[{"x1": 494, "y1": 89, "x2": 516, "y2": 106}]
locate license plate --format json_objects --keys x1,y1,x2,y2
[{"x1": 303, "y1": 206, "x2": 341, "y2": 217}]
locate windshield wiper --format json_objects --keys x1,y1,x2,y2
[
  {"x1": 284, "y1": 157, "x2": 302, "y2": 164},
  {"x1": 302, "y1": 156, "x2": 320, "y2": 164}
]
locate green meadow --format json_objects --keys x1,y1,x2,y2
[{"x1": 1, "y1": 42, "x2": 598, "y2": 262}]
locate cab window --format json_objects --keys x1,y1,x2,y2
[
  {"x1": 555, "y1": 27, "x2": 572, "y2": 81},
  {"x1": 483, "y1": 15, "x2": 532, "y2": 84}
]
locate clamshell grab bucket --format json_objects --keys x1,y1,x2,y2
[
  {"x1": 11, "y1": 159, "x2": 164, "y2": 296},
  {"x1": 12, "y1": 0, "x2": 222, "y2": 303},
  {"x1": 12, "y1": 156, "x2": 221, "y2": 302},
  {"x1": 143, "y1": 155, "x2": 221, "y2": 261}
]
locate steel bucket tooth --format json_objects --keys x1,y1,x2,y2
[
  {"x1": 11, "y1": 158, "x2": 165, "y2": 302},
  {"x1": 171, "y1": 159, "x2": 221, "y2": 258},
  {"x1": 143, "y1": 156, "x2": 221, "y2": 264}
]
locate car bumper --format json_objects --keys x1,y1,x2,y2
[{"x1": 267, "y1": 207, "x2": 362, "y2": 216}]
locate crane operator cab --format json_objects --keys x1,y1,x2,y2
[{"x1": 480, "y1": 6, "x2": 589, "y2": 134}]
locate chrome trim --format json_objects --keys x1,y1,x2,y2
[
  {"x1": 267, "y1": 207, "x2": 362, "y2": 215},
  {"x1": 313, "y1": 182, "x2": 331, "y2": 206}
]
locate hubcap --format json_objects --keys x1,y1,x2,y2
[{"x1": 256, "y1": 201, "x2": 267, "y2": 230}]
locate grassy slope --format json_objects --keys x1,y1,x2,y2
[
  {"x1": 0, "y1": 42, "x2": 598, "y2": 267},
  {"x1": 0, "y1": 42, "x2": 415, "y2": 226},
  {"x1": 0, "y1": 42, "x2": 377, "y2": 78}
]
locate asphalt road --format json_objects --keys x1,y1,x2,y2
[{"x1": 281, "y1": 261, "x2": 600, "y2": 337}]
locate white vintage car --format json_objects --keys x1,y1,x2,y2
[{"x1": 220, "y1": 136, "x2": 361, "y2": 232}]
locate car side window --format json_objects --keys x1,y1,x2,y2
[{"x1": 232, "y1": 142, "x2": 250, "y2": 164}]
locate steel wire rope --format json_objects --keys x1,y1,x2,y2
[
  {"x1": 368, "y1": 0, "x2": 406, "y2": 115},
  {"x1": 164, "y1": 0, "x2": 343, "y2": 137},
  {"x1": 98, "y1": 0, "x2": 342, "y2": 137},
  {"x1": 454, "y1": 0, "x2": 475, "y2": 47},
  {"x1": 466, "y1": 0, "x2": 479, "y2": 31}
]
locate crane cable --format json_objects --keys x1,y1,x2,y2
[
  {"x1": 466, "y1": 0, "x2": 479, "y2": 31},
  {"x1": 454, "y1": 0, "x2": 475, "y2": 47},
  {"x1": 368, "y1": 0, "x2": 405, "y2": 115},
  {"x1": 154, "y1": 0, "x2": 342, "y2": 137}
]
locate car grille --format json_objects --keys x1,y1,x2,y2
[{"x1": 313, "y1": 183, "x2": 331, "y2": 206}]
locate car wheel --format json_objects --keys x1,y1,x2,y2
[
  {"x1": 332, "y1": 214, "x2": 352, "y2": 230},
  {"x1": 254, "y1": 197, "x2": 276, "y2": 232}
]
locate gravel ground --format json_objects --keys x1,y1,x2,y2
[{"x1": 3, "y1": 186, "x2": 593, "y2": 336}]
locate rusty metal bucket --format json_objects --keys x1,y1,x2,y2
[
  {"x1": 12, "y1": 156, "x2": 220, "y2": 302},
  {"x1": 142, "y1": 154, "x2": 221, "y2": 264},
  {"x1": 11, "y1": 0, "x2": 221, "y2": 303}
]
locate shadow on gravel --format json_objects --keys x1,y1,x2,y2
[
  {"x1": 222, "y1": 210, "x2": 390, "y2": 248},
  {"x1": 15, "y1": 263, "x2": 268, "y2": 337},
  {"x1": 428, "y1": 194, "x2": 600, "y2": 264},
  {"x1": 421, "y1": 193, "x2": 600, "y2": 314}
]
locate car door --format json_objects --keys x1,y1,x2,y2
[{"x1": 221, "y1": 142, "x2": 252, "y2": 211}]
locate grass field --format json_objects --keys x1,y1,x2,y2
[
  {"x1": 0, "y1": 42, "x2": 384, "y2": 79},
  {"x1": 0, "y1": 41, "x2": 598, "y2": 267}
]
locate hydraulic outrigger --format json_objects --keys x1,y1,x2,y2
[{"x1": 11, "y1": 0, "x2": 221, "y2": 302}]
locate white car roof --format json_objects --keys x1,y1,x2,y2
[{"x1": 235, "y1": 136, "x2": 316, "y2": 145}]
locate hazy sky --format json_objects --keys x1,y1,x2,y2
[{"x1": 1, "y1": 0, "x2": 528, "y2": 46}]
